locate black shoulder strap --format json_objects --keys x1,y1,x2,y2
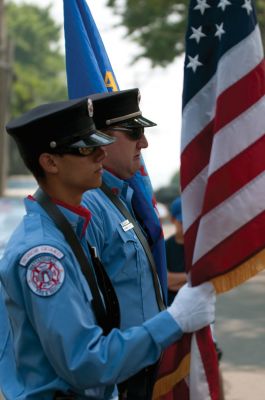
[
  {"x1": 87, "y1": 242, "x2": 120, "y2": 329},
  {"x1": 34, "y1": 188, "x2": 120, "y2": 334},
  {"x1": 101, "y1": 182, "x2": 166, "y2": 311}
]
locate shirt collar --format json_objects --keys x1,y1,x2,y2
[
  {"x1": 103, "y1": 169, "x2": 130, "y2": 199},
  {"x1": 26, "y1": 195, "x2": 91, "y2": 238}
]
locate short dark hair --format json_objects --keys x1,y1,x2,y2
[{"x1": 15, "y1": 141, "x2": 45, "y2": 180}]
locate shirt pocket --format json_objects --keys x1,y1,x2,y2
[{"x1": 105, "y1": 224, "x2": 140, "y2": 281}]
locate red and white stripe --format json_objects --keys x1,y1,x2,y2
[{"x1": 181, "y1": 25, "x2": 265, "y2": 283}]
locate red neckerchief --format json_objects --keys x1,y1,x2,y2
[{"x1": 28, "y1": 195, "x2": 91, "y2": 237}]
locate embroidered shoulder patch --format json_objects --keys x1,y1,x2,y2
[
  {"x1": 20, "y1": 245, "x2": 64, "y2": 266},
  {"x1": 26, "y1": 255, "x2": 65, "y2": 297}
]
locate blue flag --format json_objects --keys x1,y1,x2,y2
[
  {"x1": 63, "y1": 0, "x2": 168, "y2": 301},
  {"x1": 64, "y1": 0, "x2": 119, "y2": 97},
  {"x1": 126, "y1": 168, "x2": 168, "y2": 302}
]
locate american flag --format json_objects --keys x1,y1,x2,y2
[
  {"x1": 181, "y1": 0, "x2": 265, "y2": 288},
  {"x1": 153, "y1": 1, "x2": 265, "y2": 399},
  {"x1": 180, "y1": 0, "x2": 265, "y2": 399}
]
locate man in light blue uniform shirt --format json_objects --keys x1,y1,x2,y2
[
  {"x1": 0, "y1": 94, "x2": 216, "y2": 400},
  {"x1": 82, "y1": 89, "x2": 173, "y2": 397},
  {"x1": 82, "y1": 90, "x2": 163, "y2": 328},
  {"x1": 83, "y1": 168, "x2": 160, "y2": 329}
]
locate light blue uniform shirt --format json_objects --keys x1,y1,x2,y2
[
  {"x1": 0, "y1": 285, "x2": 24, "y2": 398},
  {"x1": 82, "y1": 171, "x2": 162, "y2": 330},
  {"x1": 0, "y1": 197, "x2": 182, "y2": 400}
]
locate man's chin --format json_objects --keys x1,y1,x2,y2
[
  {"x1": 133, "y1": 159, "x2": 141, "y2": 172},
  {"x1": 129, "y1": 165, "x2": 141, "y2": 178},
  {"x1": 85, "y1": 177, "x2": 102, "y2": 191}
]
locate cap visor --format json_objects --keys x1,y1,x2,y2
[
  {"x1": 70, "y1": 130, "x2": 116, "y2": 148},
  {"x1": 119, "y1": 115, "x2": 156, "y2": 128}
]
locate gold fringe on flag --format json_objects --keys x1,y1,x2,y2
[
  {"x1": 152, "y1": 353, "x2": 191, "y2": 399},
  {"x1": 211, "y1": 248, "x2": 265, "y2": 294}
]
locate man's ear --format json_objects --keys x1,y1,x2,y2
[{"x1": 38, "y1": 153, "x2": 59, "y2": 175}]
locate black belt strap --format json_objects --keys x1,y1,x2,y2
[
  {"x1": 101, "y1": 182, "x2": 165, "y2": 311},
  {"x1": 34, "y1": 188, "x2": 120, "y2": 334}
]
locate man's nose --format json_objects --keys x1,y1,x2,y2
[
  {"x1": 137, "y1": 133, "x2": 148, "y2": 149},
  {"x1": 94, "y1": 146, "x2": 108, "y2": 161}
]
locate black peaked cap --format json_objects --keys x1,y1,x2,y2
[
  {"x1": 6, "y1": 97, "x2": 115, "y2": 157},
  {"x1": 88, "y1": 88, "x2": 157, "y2": 129}
]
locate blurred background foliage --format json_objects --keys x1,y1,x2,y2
[
  {"x1": 5, "y1": 1, "x2": 67, "y2": 174},
  {"x1": 107, "y1": 0, "x2": 265, "y2": 66}
]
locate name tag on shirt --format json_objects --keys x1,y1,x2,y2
[{"x1": 120, "y1": 219, "x2": 134, "y2": 232}]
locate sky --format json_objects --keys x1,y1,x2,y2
[{"x1": 14, "y1": 0, "x2": 184, "y2": 190}]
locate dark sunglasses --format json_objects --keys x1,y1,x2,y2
[
  {"x1": 110, "y1": 126, "x2": 144, "y2": 141},
  {"x1": 55, "y1": 146, "x2": 98, "y2": 157}
]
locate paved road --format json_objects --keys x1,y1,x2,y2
[{"x1": 215, "y1": 271, "x2": 265, "y2": 399}]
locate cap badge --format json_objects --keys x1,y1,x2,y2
[
  {"x1": 137, "y1": 90, "x2": 141, "y2": 105},
  {"x1": 87, "y1": 98, "x2": 94, "y2": 117},
  {"x1": 50, "y1": 141, "x2": 57, "y2": 148}
]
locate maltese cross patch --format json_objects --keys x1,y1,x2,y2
[{"x1": 26, "y1": 255, "x2": 65, "y2": 296}]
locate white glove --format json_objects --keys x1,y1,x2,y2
[{"x1": 167, "y1": 282, "x2": 216, "y2": 333}]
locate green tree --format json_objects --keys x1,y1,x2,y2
[
  {"x1": 107, "y1": 0, "x2": 265, "y2": 67},
  {"x1": 170, "y1": 169, "x2": 180, "y2": 188},
  {"x1": 6, "y1": 2, "x2": 67, "y2": 174},
  {"x1": 154, "y1": 170, "x2": 180, "y2": 206},
  {"x1": 6, "y1": 2, "x2": 67, "y2": 114}
]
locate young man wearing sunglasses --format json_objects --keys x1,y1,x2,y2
[{"x1": 0, "y1": 95, "x2": 216, "y2": 400}]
